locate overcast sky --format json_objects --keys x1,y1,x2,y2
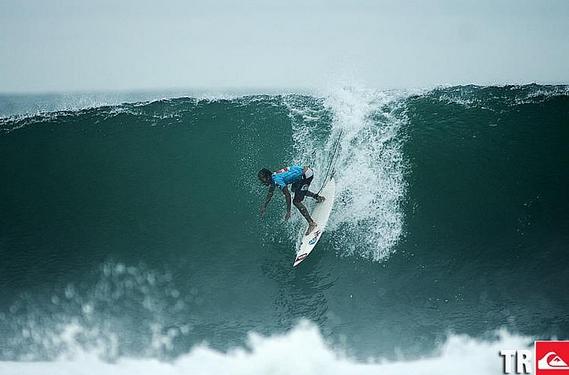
[{"x1": 1, "y1": 0, "x2": 568, "y2": 93}]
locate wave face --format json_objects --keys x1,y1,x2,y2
[{"x1": 0, "y1": 85, "x2": 568, "y2": 369}]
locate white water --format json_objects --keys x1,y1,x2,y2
[
  {"x1": 0, "y1": 263, "x2": 189, "y2": 360},
  {"x1": 288, "y1": 87, "x2": 413, "y2": 261},
  {"x1": 0, "y1": 321, "x2": 532, "y2": 375}
]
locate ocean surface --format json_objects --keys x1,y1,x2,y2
[{"x1": 0, "y1": 84, "x2": 568, "y2": 374}]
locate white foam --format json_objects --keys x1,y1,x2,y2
[
  {"x1": 0, "y1": 321, "x2": 532, "y2": 375},
  {"x1": 1, "y1": 262, "x2": 188, "y2": 360},
  {"x1": 432, "y1": 84, "x2": 569, "y2": 109},
  {"x1": 288, "y1": 87, "x2": 413, "y2": 261}
]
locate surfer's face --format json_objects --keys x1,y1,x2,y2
[{"x1": 259, "y1": 175, "x2": 270, "y2": 186}]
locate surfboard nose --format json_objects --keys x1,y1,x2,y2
[{"x1": 293, "y1": 253, "x2": 308, "y2": 266}]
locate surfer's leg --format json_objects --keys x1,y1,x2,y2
[
  {"x1": 293, "y1": 200, "x2": 317, "y2": 234},
  {"x1": 293, "y1": 200, "x2": 313, "y2": 222},
  {"x1": 306, "y1": 191, "x2": 325, "y2": 203},
  {"x1": 305, "y1": 222, "x2": 317, "y2": 235},
  {"x1": 293, "y1": 175, "x2": 318, "y2": 234}
]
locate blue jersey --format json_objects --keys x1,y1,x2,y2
[{"x1": 271, "y1": 165, "x2": 304, "y2": 190}]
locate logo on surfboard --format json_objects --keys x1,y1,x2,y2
[{"x1": 308, "y1": 230, "x2": 321, "y2": 245}]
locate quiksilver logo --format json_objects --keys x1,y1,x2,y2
[{"x1": 538, "y1": 352, "x2": 569, "y2": 370}]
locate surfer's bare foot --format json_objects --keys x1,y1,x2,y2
[
  {"x1": 306, "y1": 222, "x2": 317, "y2": 235},
  {"x1": 316, "y1": 195, "x2": 326, "y2": 203}
]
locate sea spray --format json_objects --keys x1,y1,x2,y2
[
  {"x1": 286, "y1": 87, "x2": 409, "y2": 261},
  {"x1": 0, "y1": 322, "x2": 533, "y2": 375}
]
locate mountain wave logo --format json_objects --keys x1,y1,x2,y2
[
  {"x1": 538, "y1": 352, "x2": 569, "y2": 369},
  {"x1": 536, "y1": 341, "x2": 569, "y2": 374}
]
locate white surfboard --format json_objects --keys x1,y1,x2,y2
[{"x1": 293, "y1": 177, "x2": 336, "y2": 267}]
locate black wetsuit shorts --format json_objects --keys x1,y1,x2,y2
[{"x1": 291, "y1": 168, "x2": 314, "y2": 202}]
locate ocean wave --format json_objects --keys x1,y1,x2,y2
[
  {"x1": 284, "y1": 87, "x2": 410, "y2": 261},
  {"x1": 0, "y1": 262, "x2": 189, "y2": 361},
  {"x1": 1, "y1": 85, "x2": 567, "y2": 368},
  {"x1": 0, "y1": 321, "x2": 532, "y2": 375},
  {"x1": 429, "y1": 84, "x2": 569, "y2": 109}
]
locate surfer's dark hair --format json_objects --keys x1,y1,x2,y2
[{"x1": 258, "y1": 168, "x2": 272, "y2": 180}]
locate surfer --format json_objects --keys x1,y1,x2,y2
[{"x1": 258, "y1": 165, "x2": 325, "y2": 235}]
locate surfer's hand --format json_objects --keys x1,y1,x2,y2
[
  {"x1": 260, "y1": 206, "x2": 266, "y2": 217},
  {"x1": 284, "y1": 211, "x2": 291, "y2": 221}
]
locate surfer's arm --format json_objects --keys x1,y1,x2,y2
[
  {"x1": 282, "y1": 186, "x2": 292, "y2": 220},
  {"x1": 260, "y1": 185, "x2": 275, "y2": 217}
]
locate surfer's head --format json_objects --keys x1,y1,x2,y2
[{"x1": 258, "y1": 168, "x2": 272, "y2": 186}]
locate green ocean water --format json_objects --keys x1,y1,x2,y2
[{"x1": 0, "y1": 85, "x2": 568, "y2": 362}]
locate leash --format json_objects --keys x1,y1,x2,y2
[{"x1": 317, "y1": 128, "x2": 343, "y2": 194}]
